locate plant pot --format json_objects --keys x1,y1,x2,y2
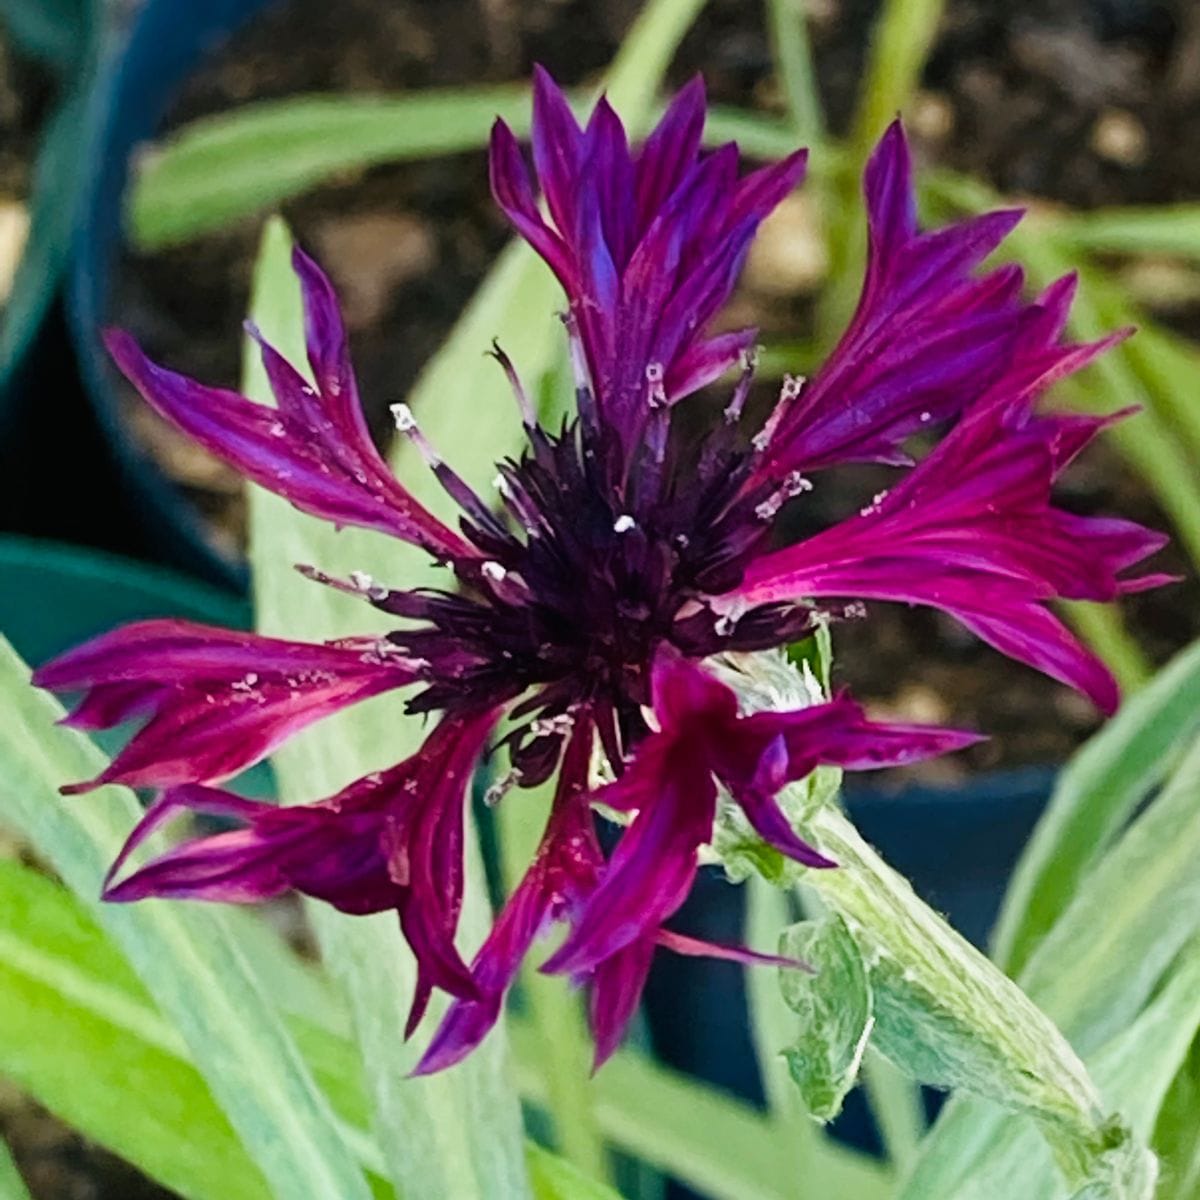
[{"x1": 67, "y1": 0, "x2": 275, "y2": 591}]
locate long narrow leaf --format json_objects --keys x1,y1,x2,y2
[
  {"x1": 130, "y1": 87, "x2": 530, "y2": 250},
  {"x1": 0, "y1": 638, "x2": 375, "y2": 1200},
  {"x1": 993, "y1": 638, "x2": 1200, "y2": 975}
]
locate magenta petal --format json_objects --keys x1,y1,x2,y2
[
  {"x1": 754, "y1": 119, "x2": 1040, "y2": 476},
  {"x1": 106, "y1": 711, "x2": 498, "y2": 1017},
  {"x1": 736, "y1": 387, "x2": 1165, "y2": 712},
  {"x1": 634, "y1": 74, "x2": 706, "y2": 231},
  {"x1": 36, "y1": 620, "x2": 416, "y2": 792},
  {"x1": 543, "y1": 736, "x2": 717, "y2": 976},
  {"x1": 105, "y1": 299, "x2": 471, "y2": 560},
  {"x1": 588, "y1": 936, "x2": 656, "y2": 1069},
  {"x1": 488, "y1": 119, "x2": 575, "y2": 286}
]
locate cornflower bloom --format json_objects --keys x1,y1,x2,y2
[{"x1": 36, "y1": 68, "x2": 1168, "y2": 1072}]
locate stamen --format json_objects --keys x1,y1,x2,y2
[
  {"x1": 483, "y1": 768, "x2": 523, "y2": 807},
  {"x1": 295, "y1": 563, "x2": 391, "y2": 602},
  {"x1": 530, "y1": 712, "x2": 576, "y2": 738},
  {"x1": 392, "y1": 401, "x2": 507, "y2": 538},
  {"x1": 560, "y1": 310, "x2": 602, "y2": 442},
  {"x1": 613, "y1": 514, "x2": 637, "y2": 534},
  {"x1": 859, "y1": 489, "x2": 890, "y2": 517},
  {"x1": 754, "y1": 470, "x2": 814, "y2": 521},
  {"x1": 488, "y1": 339, "x2": 537, "y2": 428},
  {"x1": 390, "y1": 403, "x2": 440, "y2": 466},
  {"x1": 752, "y1": 373, "x2": 806, "y2": 453},
  {"x1": 723, "y1": 345, "x2": 760, "y2": 424},
  {"x1": 645, "y1": 361, "x2": 666, "y2": 409}
]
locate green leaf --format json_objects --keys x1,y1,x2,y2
[
  {"x1": 1018, "y1": 731, "x2": 1200, "y2": 1056},
  {"x1": 526, "y1": 1143, "x2": 625, "y2": 1200},
  {"x1": 245, "y1": 8, "x2": 716, "y2": 1194},
  {"x1": 244, "y1": 218, "x2": 532, "y2": 1200},
  {"x1": 993, "y1": 637, "x2": 1200, "y2": 976},
  {"x1": 1151, "y1": 1036, "x2": 1200, "y2": 1200},
  {"x1": 0, "y1": 859, "x2": 272, "y2": 1200},
  {"x1": 764, "y1": 0, "x2": 824, "y2": 141},
  {"x1": 0, "y1": 1134, "x2": 30, "y2": 1200},
  {"x1": 0, "y1": 0, "x2": 87, "y2": 70},
  {"x1": 0, "y1": 638, "x2": 375, "y2": 1200},
  {"x1": 510, "y1": 1021, "x2": 890, "y2": 1200},
  {"x1": 903, "y1": 723, "x2": 1200, "y2": 1198},
  {"x1": 897, "y1": 937, "x2": 1200, "y2": 1200},
  {"x1": 130, "y1": 0, "x2": 706, "y2": 251},
  {"x1": 1057, "y1": 205, "x2": 1200, "y2": 263},
  {"x1": 0, "y1": 87, "x2": 85, "y2": 402},
  {"x1": 777, "y1": 912, "x2": 873, "y2": 1123},
  {"x1": 130, "y1": 87, "x2": 530, "y2": 250}
]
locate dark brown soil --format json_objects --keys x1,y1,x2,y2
[
  {"x1": 113, "y1": 0, "x2": 1199, "y2": 777},
  {"x1": 0, "y1": 1083, "x2": 173, "y2": 1200}
]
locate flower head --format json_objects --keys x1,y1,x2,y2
[{"x1": 36, "y1": 72, "x2": 1167, "y2": 1070}]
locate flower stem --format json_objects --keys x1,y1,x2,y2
[{"x1": 801, "y1": 802, "x2": 1115, "y2": 1185}]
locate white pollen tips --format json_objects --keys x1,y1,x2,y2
[
  {"x1": 613, "y1": 514, "x2": 637, "y2": 534},
  {"x1": 481, "y1": 560, "x2": 508, "y2": 582},
  {"x1": 389, "y1": 402, "x2": 417, "y2": 432}
]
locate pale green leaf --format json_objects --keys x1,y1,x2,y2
[
  {"x1": 0, "y1": 639, "x2": 375, "y2": 1200},
  {"x1": 130, "y1": 87, "x2": 530, "y2": 250},
  {"x1": 993, "y1": 638, "x2": 1200, "y2": 976},
  {"x1": 510, "y1": 1021, "x2": 890, "y2": 1200},
  {"x1": 903, "y1": 728, "x2": 1200, "y2": 1198},
  {"x1": 0, "y1": 1136, "x2": 30, "y2": 1200},
  {"x1": 1057, "y1": 206, "x2": 1200, "y2": 263},
  {"x1": 778, "y1": 912, "x2": 873, "y2": 1123},
  {"x1": 526, "y1": 1143, "x2": 625, "y2": 1200},
  {"x1": 244, "y1": 218, "x2": 532, "y2": 1200},
  {"x1": 0, "y1": 860, "x2": 272, "y2": 1200},
  {"x1": 1019, "y1": 732, "x2": 1200, "y2": 1055}
]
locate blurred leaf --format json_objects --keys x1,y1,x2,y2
[
  {"x1": 245, "y1": 219, "x2": 533, "y2": 1200},
  {"x1": 526, "y1": 1143, "x2": 625, "y2": 1200},
  {"x1": 0, "y1": 0, "x2": 87, "y2": 71},
  {"x1": 1057, "y1": 206, "x2": 1200, "y2": 263},
  {"x1": 130, "y1": 87, "x2": 530, "y2": 250},
  {"x1": 0, "y1": 859, "x2": 272, "y2": 1200},
  {"x1": 0, "y1": 1135, "x2": 30, "y2": 1200},
  {"x1": 510, "y1": 1021, "x2": 890, "y2": 1200},
  {"x1": 1151, "y1": 1037, "x2": 1200, "y2": 1200},
  {"x1": 0, "y1": 637, "x2": 376, "y2": 1200},
  {"x1": 764, "y1": 0, "x2": 823, "y2": 141},
  {"x1": 904, "y1": 726, "x2": 1200, "y2": 1198},
  {"x1": 993, "y1": 638, "x2": 1200, "y2": 977},
  {"x1": 1019, "y1": 731, "x2": 1200, "y2": 1056},
  {"x1": 247, "y1": 11, "x2": 714, "y2": 1195},
  {"x1": 778, "y1": 912, "x2": 873, "y2": 1122},
  {"x1": 0, "y1": 854, "x2": 628, "y2": 1200}
]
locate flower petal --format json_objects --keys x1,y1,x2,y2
[
  {"x1": 106, "y1": 710, "x2": 500, "y2": 1010},
  {"x1": 735, "y1": 399, "x2": 1167, "y2": 712},
  {"x1": 34, "y1": 620, "x2": 417, "y2": 791},
  {"x1": 756, "y1": 121, "x2": 1031, "y2": 475},
  {"x1": 105, "y1": 253, "x2": 473, "y2": 559}
]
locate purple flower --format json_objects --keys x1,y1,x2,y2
[{"x1": 35, "y1": 71, "x2": 1167, "y2": 1071}]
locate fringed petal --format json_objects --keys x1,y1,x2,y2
[{"x1": 34, "y1": 620, "x2": 417, "y2": 792}]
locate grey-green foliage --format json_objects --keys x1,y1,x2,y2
[
  {"x1": 778, "y1": 912, "x2": 873, "y2": 1122},
  {"x1": 720, "y1": 649, "x2": 1137, "y2": 1194}
]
